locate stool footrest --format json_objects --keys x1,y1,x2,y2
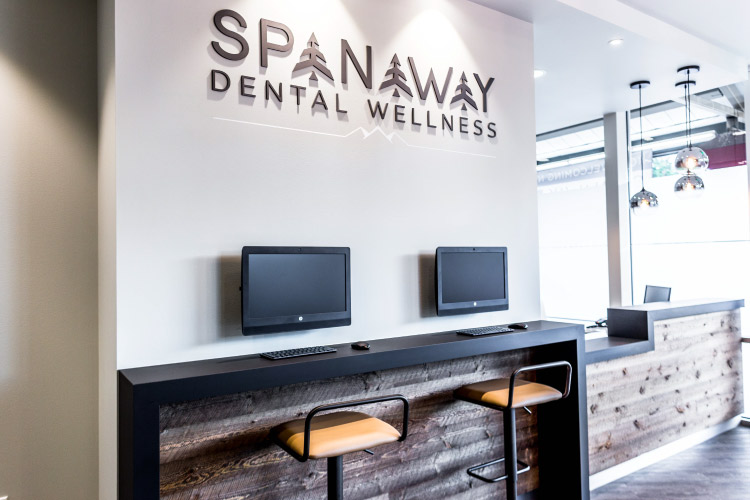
[{"x1": 467, "y1": 457, "x2": 530, "y2": 483}]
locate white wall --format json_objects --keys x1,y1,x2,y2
[
  {"x1": 106, "y1": 0, "x2": 539, "y2": 371},
  {"x1": 99, "y1": 1, "x2": 539, "y2": 496},
  {"x1": 0, "y1": 1, "x2": 99, "y2": 499}
]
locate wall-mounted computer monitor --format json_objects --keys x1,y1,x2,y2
[
  {"x1": 435, "y1": 247, "x2": 508, "y2": 316},
  {"x1": 241, "y1": 246, "x2": 351, "y2": 335}
]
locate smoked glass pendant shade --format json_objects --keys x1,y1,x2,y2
[
  {"x1": 630, "y1": 187, "x2": 659, "y2": 215},
  {"x1": 674, "y1": 146, "x2": 709, "y2": 172},
  {"x1": 674, "y1": 172, "x2": 705, "y2": 197},
  {"x1": 629, "y1": 80, "x2": 657, "y2": 214}
]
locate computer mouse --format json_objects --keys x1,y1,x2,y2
[
  {"x1": 351, "y1": 341, "x2": 370, "y2": 350},
  {"x1": 508, "y1": 323, "x2": 528, "y2": 330}
]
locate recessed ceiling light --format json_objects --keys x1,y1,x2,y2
[
  {"x1": 608, "y1": 38, "x2": 624, "y2": 47},
  {"x1": 534, "y1": 69, "x2": 546, "y2": 79}
]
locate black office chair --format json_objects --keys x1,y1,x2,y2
[{"x1": 644, "y1": 285, "x2": 671, "y2": 303}]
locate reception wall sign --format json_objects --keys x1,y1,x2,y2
[{"x1": 208, "y1": 9, "x2": 498, "y2": 140}]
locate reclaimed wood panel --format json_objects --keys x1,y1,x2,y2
[
  {"x1": 159, "y1": 349, "x2": 544, "y2": 499},
  {"x1": 587, "y1": 309, "x2": 744, "y2": 475}
]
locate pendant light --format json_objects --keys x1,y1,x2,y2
[
  {"x1": 674, "y1": 172, "x2": 705, "y2": 195},
  {"x1": 629, "y1": 80, "x2": 658, "y2": 214},
  {"x1": 674, "y1": 65, "x2": 706, "y2": 197}
]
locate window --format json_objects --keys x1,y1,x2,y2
[
  {"x1": 537, "y1": 121, "x2": 609, "y2": 322},
  {"x1": 537, "y1": 83, "x2": 749, "y2": 367},
  {"x1": 628, "y1": 87, "x2": 749, "y2": 312}
]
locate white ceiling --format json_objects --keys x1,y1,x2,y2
[
  {"x1": 619, "y1": 0, "x2": 750, "y2": 61},
  {"x1": 470, "y1": 0, "x2": 749, "y2": 134}
]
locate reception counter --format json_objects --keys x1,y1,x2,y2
[
  {"x1": 585, "y1": 298, "x2": 745, "y2": 485},
  {"x1": 585, "y1": 298, "x2": 745, "y2": 364},
  {"x1": 119, "y1": 321, "x2": 590, "y2": 500}
]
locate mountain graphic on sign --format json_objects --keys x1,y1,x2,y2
[
  {"x1": 378, "y1": 54, "x2": 413, "y2": 98},
  {"x1": 450, "y1": 72, "x2": 477, "y2": 111},
  {"x1": 292, "y1": 33, "x2": 334, "y2": 83},
  {"x1": 213, "y1": 117, "x2": 497, "y2": 159}
]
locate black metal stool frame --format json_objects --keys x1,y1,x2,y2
[
  {"x1": 273, "y1": 394, "x2": 409, "y2": 500},
  {"x1": 456, "y1": 361, "x2": 572, "y2": 500}
]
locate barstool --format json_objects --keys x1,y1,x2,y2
[
  {"x1": 269, "y1": 394, "x2": 409, "y2": 500},
  {"x1": 454, "y1": 361, "x2": 572, "y2": 500}
]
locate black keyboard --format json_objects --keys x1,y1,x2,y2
[
  {"x1": 456, "y1": 326, "x2": 514, "y2": 337},
  {"x1": 260, "y1": 345, "x2": 337, "y2": 360}
]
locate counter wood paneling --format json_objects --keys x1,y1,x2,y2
[
  {"x1": 587, "y1": 308, "x2": 744, "y2": 474},
  {"x1": 159, "y1": 350, "x2": 539, "y2": 499}
]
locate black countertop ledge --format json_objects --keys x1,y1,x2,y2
[
  {"x1": 585, "y1": 298, "x2": 745, "y2": 364},
  {"x1": 120, "y1": 320, "x2": 583, "y2": 402}
]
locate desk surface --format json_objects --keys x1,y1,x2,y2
[{"x1": 121, "y1": 320, "x2": 584, "y2": 403}]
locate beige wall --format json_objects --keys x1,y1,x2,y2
[
  {"x1": 0, "y1": 0, "x2": 99, "y2": 498},
  {"x1": 98, "y1": 0, "x2": 117, "y2": 497}
]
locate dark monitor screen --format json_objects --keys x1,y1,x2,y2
[
  {"x1": 241, "y1": 247, "x2": 351, "y2": 335},
  {"x1": 246, "y1": 254, "x2": 346, "y2": 317},
  {"x1": 644, "y1": 285, "x2": 671, "y2": 303},
  {"x1": 436, "y1": 247, "x2": 508, "y2": 316},
  {"x1": 441, "y1": 252, "x2": 506, "y2": 303}
]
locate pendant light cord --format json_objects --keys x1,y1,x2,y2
[
  {"x1": 685, "y1": 83, "x2": 690, "y2": 147},
  {"x1": 686, "y1": 68, "x2": 692, "y2": 148},
  {"x1": 639, "y1": 85, "x2": 645, "y2": 187}
]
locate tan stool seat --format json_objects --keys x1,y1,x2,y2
[
  {"x1": 455, "y1": 378, "x2": 562, "y2": 409},
  {"x1": 270, "y1": 411, "x2": 401, "y2": 460}
]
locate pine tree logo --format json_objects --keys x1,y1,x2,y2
[
  {"x1": 378, "y1": 54, "x2": 413, "y2": 98},
  {"x1": 450, "y1": 72, "x2": 478, "y2": 111},
  {"x1": 292, "y1": 33, "x2": 334, "y2": 83}
]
